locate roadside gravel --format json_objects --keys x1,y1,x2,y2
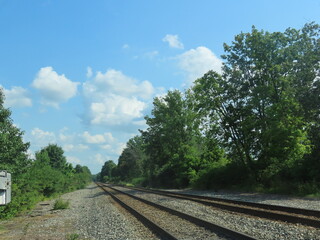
[
  {"x1": 117, "y1": 186, "x2": 320, "y2": 240},
  {"x1": 0, "y1": 183, "x2": 157, "y2": 240}
]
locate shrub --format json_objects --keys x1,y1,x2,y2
[{"x1": 53, "y1": 198, "x2": 70, "y2": 210}]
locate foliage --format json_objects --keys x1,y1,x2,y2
[
  {"x1": 98, "y1": 23, "x2": 320, "y2": 196},
  {"x1": 0, "y1": 88, "x2": 92, "y2": 218},
  {"x1": 140, "y1": 90, "x2": 204, "y2": 188},
  {"x1": 53, "y1": 198, "x2": 70, "y2": 210},
  {"x1": 99, "y1": 160, "x2": 116, "y2": 182},
  {"x1": 66, "y1": 233, "x2": 80, "y2": 240},
  {"x1": 192, "y1": 23, "x2": 319, "y2": 189},
  {"x1": 0, "y1": 88, "x2": 30, "y2": 175}
]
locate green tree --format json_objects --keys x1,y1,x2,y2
[
  {"x1": 38, "y1": 144, "x2": 73, "y2": 175},
  {"x1": 116, "y1": 135, "x2": 146, "y2": 181},
  {"x1": 100, "y1": 160, "x2": 116, "y2": 182},
  {"x1": 0, "y1": 88, "x2": 30, "y2": 175},
  {"x1": 193, "y1": 23, "x2": 319, "y2": 186},
  {"x1": 141, "y1": 90, "x2": 201, "y2": 187}
]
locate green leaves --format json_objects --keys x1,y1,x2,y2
[
  {"x1": 100, "y1": 23, "x2": 319, "y2": 193},
  {"x1": 193, "y1": 23, "x2": 319, "y2": 188}
]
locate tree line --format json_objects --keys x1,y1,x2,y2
[
  {"x1": 99, "y1": 23, "x2": 320, "y2": 195},
  {"x1": 0, "y1": 90, "x2": 92, "y2": 218}
]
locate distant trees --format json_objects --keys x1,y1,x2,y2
[
  {"x1": 100, "y1": 160, "x2": 116, "y2": 182},
  {"x1": 99, "y1": 23, "x2": 319, "y2": 195}
]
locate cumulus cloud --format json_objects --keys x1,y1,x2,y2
[
  {"x1": 1, "y1": 85, "x2": 32, "y2": 108},
  {"x1": 177, "y1": 46, "x2": 223, "y2": 85},
  {"x1": 30, "y1": 127, "x2": 56, "y2": 149},
  {"x1": 83, "y1": 69, "x2": 154, "y2": 127},
  {"x1": 63, "y1": 144, "x2": 89, "y2": 152},
  {"x1": 163, "y1": 34, "x2": 184, "y2": 49},
  {"x1": 82, "y1": 131, "x2": 114, "y2": 144},
  {"x1": 32, "y1": 66, "x2": 79, "y2": 108}
]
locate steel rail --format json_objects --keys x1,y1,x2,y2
[
  {"x1": 96, "y1": 182, "x2": 177, "y2": 240},
  {"x1": 101, "y1": 183, "x2": 257, "y2": 240},
  {"x1": 120, "y1": 185, "x2": 320, "y2": 229}
]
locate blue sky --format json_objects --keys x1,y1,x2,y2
[{"x1": 1, "y1": 0, "x2": 319, "y2": 174}]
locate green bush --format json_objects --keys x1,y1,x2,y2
[
  {"x1": 131, "y1": 177, "x2": 146, "y2": 186},
  {"x1": 53, "y1": 198, "x2": 70, "y2": 210},
  {"x1": 191, "y1": 161, "x2": 249, "y2": 190}
]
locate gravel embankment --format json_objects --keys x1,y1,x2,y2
[
  {"x1": 116, "y1": 186, "x2": 320, "y2": 240},
  {"x1": 0, "y1": 183, "x2": 157, "y2": 240}
]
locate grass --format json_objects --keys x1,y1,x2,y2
[
  {"x1": 53, "y1": 198, "x2": 70, "y2": 210},
  {"x1": 66, "y1": 233, "x2": 80, "y2": 240}
]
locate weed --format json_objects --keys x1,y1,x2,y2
[
  {"x1": 53, "y1": 198, "x2": 70, "y2": 210},
  {"x1": 66, "y1": 233, "x2": 80, "y2": 240}
]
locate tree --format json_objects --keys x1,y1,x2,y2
[
  {"x1": 0, "y1": 88, "x2": 30, "y2": 175},
  {"x1": 141, "y1": 90, "x2": 201, "y2": 187},
  {"x1": 38, "y1": 144, "x2": 71, "y2": 174},
  {"x1": 116, "y1": 135, "x2": 146, "y2": 181},
  {"x1": 193, "y1": 23, "x2": 319, "y2": 185},
  {"x1": 100, "y1": 160, "x2": 116, "y2": 182}
]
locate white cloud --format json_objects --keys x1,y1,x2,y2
[
  {"x1": 122, "y1": 44, "x2": 129, "y2": 49},
  {"x1": 94, "y1": 153, "x2": 108, "y2": 164},
  {"x1": 86, "y1": 66, "x2": 93, "y2": 78},
  {"x1": 89, "y1": 95, "x2": 146, "y2": 126},
  {"x1": 82, "y1": 131, "x2": 107, "y2": 144},
  {"x1": 83, "y1": 69, "x2": 154, "y2": 127},
  {"x1": 177, "y1": 46, "x2": 223, "y2": 85},
  {"x1": 163, "y1": 34, "x2": 184, "y2": 49},
  {"x1": 63, "y1": 143, "x2": 89, "y2": 152},
  {"x1": 100, "y1": 144, "x2": 112, "y2": 150},
  {"x1": 82, "y1": 131, "x2": 114, "y2": 144},
  {"x1": 32, "y1": 66, "x2": 79, "y2": 108},
  {"x1": 66, "y1": 156, "x2": 82, "y2": 165},
  {"x1": 30, "y1": 127, "x2": 56, "y2": 149},
  {"x1": 1, "y1": 85, "x2": 32, "y2": 108},
  {"x1": 144, "y1": 51, "x2": 159, "y2": 59},
  {"x1": 88, "y1": 69, "x2": 154, "y2": 99}
]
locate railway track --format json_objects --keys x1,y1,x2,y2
[
  {"x1": 119, "y1": 185, "x2": 320, "y2": 229},
  {"x1": 96, "y1": 182, "x2": 257, "y2": 240}
]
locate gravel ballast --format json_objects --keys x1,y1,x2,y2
[
  {"x1": 115, "y1": 186, "x2": 320, "y2": 240},
  {"x1": 0, "y1": 183, "x2": 157, "y2": 240},
  {"x1": 1, "y1": 183, "x2": 319, "y2": 240}
]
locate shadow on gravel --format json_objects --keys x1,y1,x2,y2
[
  {"x1": 87, "y1": 185, "x2": 99, "y2": 190},
  {"x1": 86, "y1": 191, "x2": 106, "y2": 198}
]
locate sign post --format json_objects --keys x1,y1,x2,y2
[{"x1": 0, "y1": 171, "x2": 11, "y2": 205}]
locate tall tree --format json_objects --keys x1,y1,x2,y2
[
  {"x1": 0, "y1": 88, "x2": 30, "y2": 175},
  {"x1": 193, "y1": 23, "x2": 319, "y2": 184},
  {"x1": 141, "y1": 90, "x2": 201, "y2": 187},
  {"x1": 38, "y1": 144, "x2": 69, "y2": 172}
]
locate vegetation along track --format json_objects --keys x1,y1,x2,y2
[
  {"x1": 120, "y1": 185, "x2": 320, "y2": 229},
  {"x1": 96, "y1": 182, "x2": 257, "y2": 240}
]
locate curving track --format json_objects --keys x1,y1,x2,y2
[{"x1": 96, "y1": 182, "x2": 257, "y2": 240}]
